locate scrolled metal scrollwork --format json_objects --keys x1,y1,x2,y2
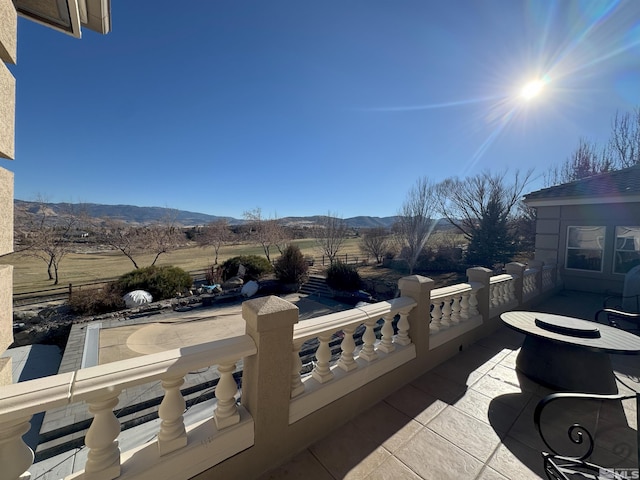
[{"x1": 534, "y1": 391, "x2": 637, "y2": 480}]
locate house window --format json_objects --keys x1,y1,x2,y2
[
  {"x1": 566, "y1": 226, "x2": 605, "y2": 272},
  {"x1": 614, "y1": 226, "x2": 640, "y2": 274}
]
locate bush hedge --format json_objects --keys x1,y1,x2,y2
[
  {"x1": 326, "y1": 262, "x2": 361, "y2": 291},
  {"x1": 274, "y1": 245, "x2": 309, "y2": 284},
  {"x1": 221, "y1": 255, "x2": 273, "y2": 281},
  {"x1": 114, "y1": 265, "x2": 193, "y2": 300},
  {"x1": 69, "y1": 285, "x2": 126, "y2": 315}
]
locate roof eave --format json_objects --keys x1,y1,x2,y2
[{"x1": 525, "y1": 194, "x2": 640, "y2": 208}]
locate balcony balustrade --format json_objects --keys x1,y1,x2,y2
[{"x1": 0, "y1": 261, "x2": 560, "y2": 480}]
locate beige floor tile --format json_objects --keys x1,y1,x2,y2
[
  {"x1": 483, "y1": 364, "x2": 539, "y2": 393},
  {"x1": 488, "y1": 438, "x2": 546, "y2": 480},
  {"x1": 395, "y1": 427, "x2": 483, "y2": 479},
  {"x1": 258, "y1": 449, "x2": 333, "y2": 480},
  {"x1": 471, "y1": 376, "x2": 533, "y2": 411},
  {"x1": 309, "y1": 421, "x2": 391, "y2": 480},
  {"x1": 456, "y1": 344, "x2": 504, "y2": 366},
  {"x1": 453, "y1": 388, "x2": 520, "y2": 434},
  {"x1": 432, "y1": 355, "x2": 492, "y2": 387},
  {"x1": 362, "y1": 456, "x2": 422, "y2": 480},
  {"x1": 383, "y1": 384, "x2": 448, "y2": 426},
  {"x1": 427, "y1": 406, "x2": 502, "y2": 462},
  {"x1": 411, "y1": 371, "x2": 468, "y2": 404},
  {"x1": 351, "y1": 401, "x2": 422, "y2": 453},
  {"x1": 475, "y1": 467, "x2": 509, "y2": 480}
]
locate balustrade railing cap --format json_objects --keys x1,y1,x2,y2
[
  {"x1": 398, "y1": 275, "x2": 434, "y2": 295},
  {"x1": 243, "y1": 295, "x2": 299, "y2": 331},
  {"x1": 0, "y1": 372, "x2": 74, "y2": 421}
]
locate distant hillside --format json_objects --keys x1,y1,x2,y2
[
  {"x1": 14, "y1": 200, "x2": 399, "y2": 228},
  {"x1": 14, "y1": 200, "x2": 232, "y2": 226}
]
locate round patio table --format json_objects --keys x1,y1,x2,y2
[{"x1": 501, "y1": 311, "x2": 640, "y2": 394}]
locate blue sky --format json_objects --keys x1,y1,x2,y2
[{"x1": 6, "y1": 1, "x2": 640, "y2": 218}]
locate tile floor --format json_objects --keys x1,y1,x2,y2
[{"x1": 260, "y1": 324, "x2": 640, "y2": 479}]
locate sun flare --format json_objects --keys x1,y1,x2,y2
[
  {"x1": 520, "y1": 79, "x2": 546, "y2": 100},
  {"x1": 520, "y1": 78, "x2": 550, "y2": 101}
]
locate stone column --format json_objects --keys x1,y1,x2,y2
[
  {"x1": 398, "y1": 275, "x2": 433, "y2": 358},
  {"x1": 466, "y1": 267, "x2": 492, "y2": 322},
  {"x1": 505, "y1": 262, "x2": 526, "y2": 306},
  {"x1": 0, "y1": 0, "x2": 17, "y2": 386},
  {"x1": 241, "y1": 296, "x2": 299, "y2": 451}
]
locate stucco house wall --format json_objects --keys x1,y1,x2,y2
[
  {"x1": 0, "y1": 0, "x2": 16, "y2": 386},
  {"x1": 526, "y1": 165, "x2": 640, "y2": 295}
]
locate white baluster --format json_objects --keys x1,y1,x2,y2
[
  {"x1": 460, "y1": 292, "x2": 470, "y2": 320},
  {"x1": 312, "y1": 333, "x2": 334, "y2": 383},
  {"x1": 359, "y1": 319, "x2": 378, "y2": 362},
  {"x1": 395, "y1": 309, "x2": 412, "y2": 346},
  {"x1": 450, "y1": 295, "x2": 461, "y2": 325},
  {"x1": 441, "y1": 297, "x2": 452, "y2": 328},
  {"x1": 500, "y1": 282, "x2": 508, "y2": 305},
  {"x1": 378, "y1": 313, "x2": 395, "y2": 353},
  {"x1": 291, "y1": 341, "x2": 305, "y2": 398},
  {"x1": 491, "y1": 284, "x2": 499, "y2": 308},
  {"x1": 85, "y1": 391, "x2": 121, "y2": 480},
  {"x1": 469, "y1": 290, "x2": 479, "y2": 316},
  {"x1": 0, "y1": 415, "x2": 34, "y2": 480},
  {"x1": 214, "y1": 362, "x2": 240, "y2": 429},
  {"x1": 430, "y1": 300, "x2": 443, "y2": 333},
  {"x1": 337, "y1": 327, "x2": 357, "y2": 371},
  {"x1": 158, "y1": 375, "x2": 187, "y2": 455}
]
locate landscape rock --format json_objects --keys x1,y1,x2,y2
[{"x1": 222, "y1": 276, "x2": 244, "y2": 290}]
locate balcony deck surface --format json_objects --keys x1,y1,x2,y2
[{"x1": 260, "y1": 291, "x2": 640, "y2": 479}]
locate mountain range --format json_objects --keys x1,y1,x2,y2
[{"x1": 14, "y1": 200, "x2": 400, "y2": 229}]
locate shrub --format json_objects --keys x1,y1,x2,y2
[
  {"x1": 69, "y1": 284, "x2": 126, "y2": 315},
  {"x1": 326, "y1": 261, "x2": 361, "y2": 291},
  {"x1": 205, "y1": 263, "x2": 223, "y2": 285},
  {"x1": 274, "y1": 245, "x2": 309, "y2": 284},
  {"x1": 114, "y1": 265, "x2": 193, "y2": 300},
  {"x1": 220, "y1": 255, "x2": 273, "y2": 281}
]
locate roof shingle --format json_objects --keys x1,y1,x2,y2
[{"x1": 524, "y1": 164, "x2": 640, "y2": 201}]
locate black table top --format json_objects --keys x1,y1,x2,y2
[{"x1": 501, "y1": 311, "x2": 640, "y2": 355}]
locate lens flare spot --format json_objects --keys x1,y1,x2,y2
[{"x1": 520, "y1": 79, "x2": 546, "y2": 100}]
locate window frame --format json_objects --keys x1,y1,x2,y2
[
  {"x1": 565, "y1": 225, "x2": 606, "y2": 273},
  {"x1": 613, "y1": 226, "x2": 640, "y2": 275}
]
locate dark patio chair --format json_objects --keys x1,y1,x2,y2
[
  {"x1": 534, "y1": 391, "x2": 639, "y2": 480},
  {"x1": 595, "y1": 294, "x2": 640, "y2": 335}
]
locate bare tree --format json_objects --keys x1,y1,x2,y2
[
  {"x1": 243, "y1": 208, "x2": 287, "y2": 263},
  {"x1": 436, "y1": 170, "x2": 533, "y2": 267},
  {"x1": 394, "y1": 177, "x2": 437, "y2": 274},
  {"x1": 360, "y1": 227, "x2": 391, "y2": 264},
  {"x1": 314, "y1": 212, "x2": 348, "y2": 264},
  {"x1": 143, "y1": 214, "x2": 184, "y2": 266},
  {"x1": 609, "y1": 107, "x2": 640, "y2": 168},
  {"x1": 101, "y1": 213, "x2": 183, "y2": 269},
  {"x1": 17, "y1": 199, "x2": 87, "y2": 284},
  {"x1": 197, "y1": 219, "x2": 231, "y2": 264},
  {"x1": 544, "y1": 107, "x2": 640, "y2": 187},
  {"x1": 543, "y1": 139, "x2": 612, "y2": 186},
  {"x1": 101, "y1": 219, "x2": 146, "y2": 269}
]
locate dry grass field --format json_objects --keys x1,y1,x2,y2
[
  {"x1": 0, "y1": 237, "x2": 369, "y2": 295},
  {"x1": 1, "y1": 230, "x2": 468, "y2": 297}
]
